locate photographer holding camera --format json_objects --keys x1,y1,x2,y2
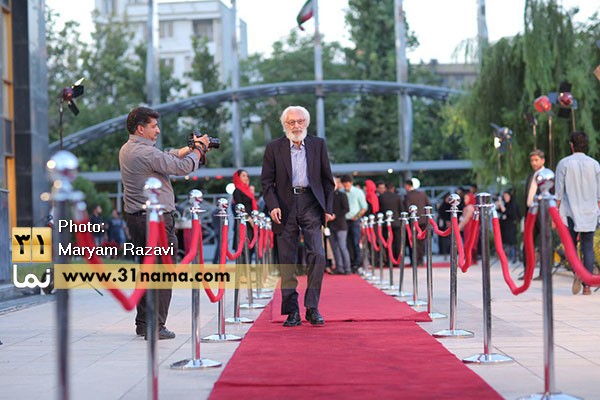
[{"x1": 119, "y1": 106, "x2": 213, "y2": 340}]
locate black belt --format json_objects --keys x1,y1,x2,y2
[
  {"x1": 127, "y1": 210, "x2": 174, "y2": 216},
  {"x1": 292, "y1": 186, "x2": 311, "y2": 195}
]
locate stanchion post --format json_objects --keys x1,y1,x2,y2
[
  {"x1": 433, "y1": 194, "x2": 474, "y2": 338},
  {"x1": 202, "y1": 198, "x2": 242, "y2": 343},
  {"x1": 518, "y1": 169, "x2": 581, "y2": 399},
  {"x1": 376, "y1": 213, "x2": 390, "y2": 289},
  {"x1": 143, "y1": 178, "x2": 163, "y2": 399},
  {"x1": 240, "y1": 211, "x2": 265, "y2": 310},
  {"x1": 47, "y1": 151, "x2": 84, "y2": 400},
  {"x1": 396, "y1": 212, "x2": 412, "y2": 298},
  {"x1": 423, "y1": 206, "x2": 446, "y2": 319},
  {"x1": 407, "y1": 205, "x2": 426, "y2": 307},
  {"x1": 384, "y1": 211, "x2": 397, "y2": 292},
  {"x1": 225, "y1": 204, "x2": 253, "y2": 324},
  {"x1": 171, "y1": 190, "x2": 222, "y2": 369},
  {"x1": 368, "y1": 215, "x2": 380, "y2": 283},
  {"x1": 463, "y1": 193, "x2": 512, "y2": 364},
  {"x1": 252, "y1": 212, "x2": 271, "y2": 299},
  {"x1": 263, "y1": 217, "x2": 276, "y2": 289}
]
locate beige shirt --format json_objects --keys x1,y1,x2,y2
[{"x1": 119, "y1": 135, "x2": 200, "y2": 213}]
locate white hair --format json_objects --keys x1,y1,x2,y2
[{"x1": 279, "y1": 106, "x2": 311, "y2": 131}]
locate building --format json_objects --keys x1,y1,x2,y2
[
  {"x1": 414, "y1": 59, "x2": 478, "y2": 90},
  {"x1": 1, "y1": 0, "x2": 49, "y2": 280},
  {"x1": 95, "y1": 0, "x2": 248, "y2": 95}
]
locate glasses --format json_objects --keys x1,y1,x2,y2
[{"x1": 285, "y1": 119, "x2": 306, "y2": 127}]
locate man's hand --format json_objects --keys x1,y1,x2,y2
[
  {"x1": 325, "y1": 213, "x2": 334, "y2": 223},
  {"x1": 193, "y1": 134, "x2": 210, "y2": 151},
  {"x1": 270, "y1": 208, "x2": 282, "y2": 224}
]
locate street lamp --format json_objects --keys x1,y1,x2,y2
[{"x1": 59, "y1": 78, "x2": 85, "y2": 151}]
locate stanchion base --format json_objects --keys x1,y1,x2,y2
[
  {"x1": 170, "y1": 358, "x2": 222, "y2": 369},
  {"x1": 201, "y1": 333, "x2": 243, "y2": 342},
  {"x1": 428, "y1": 312, "x2": 447, "y2": 319},
  {"x1": 463, "y1": 353, "x2": 513, "y2": 364},
  {"x1": 386, "y1": 290, "x2": 411, "y2": 297},
  {"x1": 433, "y1": 329, "x2": 474, "y2": 338},
  {"x1": 225, "y1": 317, "x2": 254, "y2": 324},
  {"x1": 377, "y1": 284, "x2": 392, "y2": 290},
  {"x1": 407, "y1": 300, "x2": 428, "y2": 307},
  {"x1": 240, "y1": 303, "x2": 266, "y2": 309},
  {"x1": 517, "y1": 393, "x2": 582, "y2": 400},
  {"x1": 259, "y1": 288, "x2": 274, "y2": 294}
]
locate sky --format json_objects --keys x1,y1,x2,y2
[{"x1": 46, "y1": 0, "x2": 598, "y2": 63}]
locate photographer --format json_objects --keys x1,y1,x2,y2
[{"x1": 119, "y1": 106, "x2": 211, "y2": 340}]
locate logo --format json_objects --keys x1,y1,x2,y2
[
  {"x1": 12, "y1": 227, "x2": 52, "y2": 262},
  {"x1": 12, "y1": 227, "x2": 53, "y2": 289}
]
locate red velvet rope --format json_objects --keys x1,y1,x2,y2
[
  {"x1": 180, "y1": 219, "x2": 200, "y2": 265},
  {"x1": 549, "y1": 207, "x2": 600, "y2": 286},
  {"x1": 452, "y1": 216, "x2": 466, "y2": 270},
  {"x1": 227, "y1": 223, "x2": 246, "y2": 260},
  {"x1": 461, "y1": 218, "x2": 480, "y2": 272},
  {"x1": 257, "y1": 227, "x2": 264, "y2": 259},
  {"x1": 414, "y1": 220, "x2": 427, "y2": 241},
  {"x1": 268, "y1": 229, "x2": 274, "y2": 249},
  {"x1": 494, "y1": 214, "x2": 535, "y2": 294},
  {"x1": 199, "y1": 223, "x2": 228, "y2": 303},
  {"x1": 405, "y1": 223, "x2": 413, "y2": 248},
  {"x1": 377, "y1": 224, "x2": 389, "y2": 249},
  {"x1": 429, "y1": 218, "x2": 451, "y2": 237},
  {"x1": 248, "y1": 223, "x2": 258, "y2": 249},
  {"x1": 368, "y1": 226, "x2": 380, "y2": 251},
  {"x1": 386, "y1": 225, "x2": 400, "y2": 265}
]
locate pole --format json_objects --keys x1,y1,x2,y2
[
  {"x1": 230, "y1": 0, "x2": 243, "y2": 168},
  {"x1": 171, "y1": 190, "x2": 221, "y2": 369},
  {"x1": 396, "y1": 212, "x2": 411, "y2": 298},
  {"x1": 424, "y1": 206, "x2": 445, "y2": 319},
  {"x1": 384, "y1": 211, "x2": 396, "y2": 292},
  {"x1": 433, "y1": 194, "x2": 474, "y2": 338},
  {"x1": 313, "y1": 0, "x2": 325, "y2": 139},
  {"x1": 407, "y1": 205, "x2": 426, "y2": 307},
  {"x1": 240, "y1": 211, "x2": 266, "y2": 309},
  {"x1": 463, "y1": 193, "x2": 512, "y2": 364},
  {"x1": 368, "y1": 215, "x2": 379, "y2": 283},
  {"x1": 146, "y1": 0, "x2": 161, "y2": 148},
  {"x1": 548, "y1": 115, "x2": 554, "y2": 170},
  {"x1": 376, "y1": 213, "x2": 388, "y2": 288}
]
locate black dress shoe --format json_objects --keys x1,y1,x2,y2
[
  {"x1": 305, "y1": 308, "x2": 325, "y2": 326},
  {"x1": 135, "y1": 325, "x2": 145, "y2": 336},
  {"x1": 144, "y1": 326, "x2": 176, "y2": 340},
  {"x1": 283, "y1": 311, "x2": 301, "y2": 327}
]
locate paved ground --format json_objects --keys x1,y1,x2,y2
[{"x1": 0, "y1": 255, "x2": 598, "y2": 399}]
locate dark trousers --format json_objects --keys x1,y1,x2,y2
[
  {"x1": 126, "y1": 212, "x2": 178, "y2": 328},
  {"x1": 346, "y1": 219, "x2": 362, "y2": 268},
  {"x1": 277, "y1": 192, "x2": 325, "y2": 315},
  {"x1": 567, "y1": 217, "x2": 595, "y2": 285}
]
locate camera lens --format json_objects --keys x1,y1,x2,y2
[{"x1": 208, "y1": 137, "x2": 221, "y2": 149}]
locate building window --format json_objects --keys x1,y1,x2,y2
[
  {"x1": 160, "y1": 58, "x2": 174, "y2": 71},
  {"x1": 193, "y1": 19, "x2": 213, "y2": 41},
  {"x1": 159, "y1": 21, "x2": 173, "y2": 38},
  {"x1": 128, "y1": 0, "x2": 147, "y2": 4}
]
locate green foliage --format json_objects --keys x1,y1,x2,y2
[
  {"x1": 452, "y1": 0, "x2": 600, "y2": 191},
  {"x1": 72, "y1": 176, "x2": 112, "y2": 216}
]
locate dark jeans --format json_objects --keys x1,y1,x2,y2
[
  {"x1": 126, "y1": 212, "x2": 178, "y2": 328},
  {"x1": 346, "y1": 219, "x2": 362, "y2": 268},
  {"x1": 567, "y1": 217, "x2": 595, "y2": 286}
]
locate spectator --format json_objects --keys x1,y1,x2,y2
[
  {"x1": 378, "y1": 182, "x2": 404, "y2": 264},
  {"x1": 458, "y1": 192, "x2": 478, "y2": 265},
  {"x1": 404, "y1": 179, "x2": 430, "y2": 265},
  {"x1": 329, "y1": 177, "x2": 351, "y2": 274},
  {"x1": 496, "y1": 191, "x2": 519, "y2": 264},
  {"x1": 340, "y1": 175, "x2": 368, "y2": 272},
  {"x1": 437, "y1": 195, "x2": 452, "y2": 258},
  {"x1": 555, "y1": 131, "x2": 600, "y2": 295},
  {"x1": 376, "y1": 181, "x2": 387, "y2": 196},
  {"x1": 89, "y1": 205, "x2": 105, "y2": 247},
  {"x1": 364, "y1": 179, "x2": 380, "y2": 215},
  {"x1": 106, "y1": 210, "x2": 128, "y2": 258}
]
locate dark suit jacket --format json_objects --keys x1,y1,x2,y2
[
  {"x1": 379, "y1": 191, "x2": 404, "y2": 228},
  {"x1": 404, "y1": 189, "x2": 430, "y2": 226},
  {"x1": 261, "y1": 135, "x2": 335, "y2": 233}
]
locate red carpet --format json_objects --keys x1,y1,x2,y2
[
  {"x1": 269, "y1": 274, "x2": 431, "y2": 323},
  {"x1": 210, "y1": 305, "x2": 502, "y2": 400}
]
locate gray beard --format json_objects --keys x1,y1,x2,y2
[{"x1": 285, "y1": 129, "x2": 307, "y2": 142}]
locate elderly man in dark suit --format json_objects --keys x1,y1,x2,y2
[{"x1": 261, "y1": 105, "x2": 335, "y2": 327}]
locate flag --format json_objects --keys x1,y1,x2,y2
[{"x1": 296, "y1": 0, "x2": 314, "y2": 31}]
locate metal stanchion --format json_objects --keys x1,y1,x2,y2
[
  {"x1": 376, "y1": 213, "x2": 390, "y2": 289},
  {"x1": 47, "y1": 151, "x2": 83, "y2": 400},
  {"x1": 263, "y1": 217, "x2": 277, "y2": 290},
  {"x1": 434, "y1": 194, "x2": 474, "y2": 338},
  {"x1": 359, "y1": 217, "x2": 373, "y2": 279},
  {"x1": 518, "y1": 170, "x2": 580, "y2": 400},
  {"x1": 202, "y1": 198, "x2": 242, "y2": 342},
  {"x1": 143, "y1": 178, "x2": 163, "y2": 399},
  {"x1": 383, "y1": 211, "x2": 398, "y2": 294},
  {"x1": 252, "y1": 213, "x2": 272, "y2": 299},
  {"x1": 407, "y1": 205, "x2": 426, "y2": 307},
  {"x1": 463, "y1": 194, "x2": 512, "y2": 363},
  {"x1": 171, "y1": 190, "x2": 222, "y2": 369},
  {"x1": 368, "y1": 215, "x2": 380, "y2": 283},
  {"x1": 394, "y1": 212, "x2": 412, "y2": 298},
  {"x1": 240, "y1": 210, "x2": 265, "y2": 310},
  {"x1": 423, "y1": 206, "x2": 446, "y2": 319},
  {"x1": 225, "y1": 204, "x2": 253, "y2": 324}
]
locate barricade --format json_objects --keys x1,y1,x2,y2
[
  {"x1": 423, "y1": 206, "x2": 446, "y2": 319},
  {"x1": 239, "y1": 210, "x2": 265, "y2": 310},
  {"x1": 407, "y1": 205, "x2": 427, "y2": 307},
  {"x1": 462, "y1": 193, "x2": 513, "y2": 364},
  {"x1": 225, "y1": 204, "x2": 254, "y2": 324},
  {"x1": 380, "y1": 211, "x2": 411, "y2": 298},
  {"x1": 359, "y1": 217, "x2": 374, "y2": 279},
  {"x1": 375, "y1": 213, "x2": 390, "y2": 289},
  {"x1": 171, "y1": 190, "x2": 222, "y2": 369},
  {"x1": 202, "y1": 198, "x2": 242, "y2": 342},
  {"x1": 517, "y1": 169, "x2": 581, "y2": 399},
  {"x1": 252, "y1": 212, "x2": 272, "y2": 299},
  {"x1": 433, "y1": 194, "x2": 475, "y2": 338},
  {"x1": 379, "y1": 211, "x2": 396, "y2": 291},
  {"x1": 367, "y1": 215, "x2": 381, "y2": 283}
]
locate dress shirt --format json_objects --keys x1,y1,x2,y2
[
  {"x1": 119, "y1": 135, "x2": 200, "y2": 213},
  {"x1": 290, "y1": 139, "x2": 309, "y2": 187},
  {"x1": 342, "y1": 186, "x2": 367, "y2": 220}
]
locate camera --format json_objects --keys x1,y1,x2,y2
[{"x1": 188, "y1": 130, "x2": 220, "y2": 150}]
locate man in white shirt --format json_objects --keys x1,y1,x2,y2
[{"x1": 555, "y1": 131, "x2": 600, "y2": 295}]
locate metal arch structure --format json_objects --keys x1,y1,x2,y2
[{"x1": 49, "y1": 79, "x2": 464, "y2": 151}]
